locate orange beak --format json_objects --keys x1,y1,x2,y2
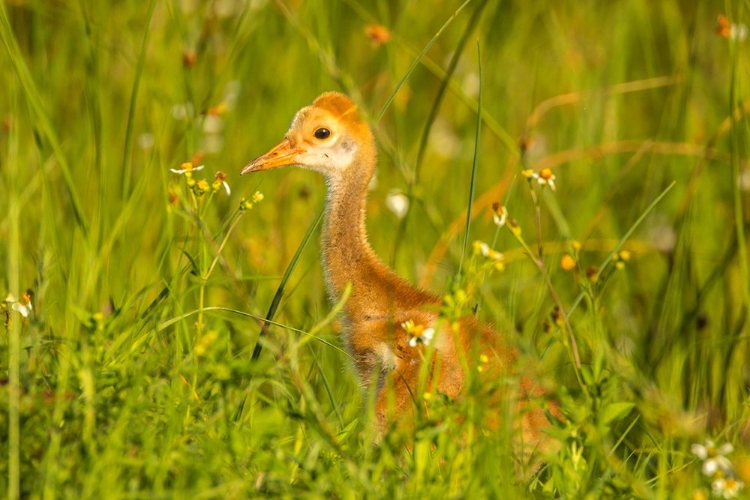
[{"x1": 241, "y1": 137, "x2": 304, "y2": 175}]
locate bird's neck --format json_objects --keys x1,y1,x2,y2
[
  {"x1": 321, "y1": 153, "x2": 378, "y2": 302},
  {"x1": 319, "y1": 137, "x2": 439, "y2": 322}
]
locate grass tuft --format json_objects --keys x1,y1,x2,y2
[{"x1": 1, "y1": 1, "x2": 749, "y2": 498}]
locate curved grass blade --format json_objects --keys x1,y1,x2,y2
[
  {"x1": 728, "y1": 26, "x2": 750, "y2": 323},
  {"x1": 376, "y1": 0, "x2": 473, "y2": 121},
  {"x1": 0, "y1": 2, "x2": 89, "y2": 236},
  {"x1": 120, "y1": 0, "x2": 157, "y2": 199},
  {"x1": 299, "y1": 283, "x2": 351, "y2": 343},
  {"x1": 414, "y1": 0, "x2": 488, "y2": 184},
  {"x1": 389, "y1": 0, "x2": 488, "y2": 267},
  {"x1": 567, "y1": 181, "x2": 676, "y2": 317},
  {"x1": 156, "y1": 306, "x2": 352, "y2": 359},
  {"x1": 458, "y1": 43, "x2": 483, "y2": 281},
  {"x1": 6, "y1": 84, "x2": 21, "y2": 500},
  {"x1": 251, "y1": 206, "x2": 326, "y2": 361}
]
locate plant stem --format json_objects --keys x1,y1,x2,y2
[
  {"x1": 6, "y1": 87, "x2": 20, "y2": 500},
  {"x1": 203, "y1": 209, "x2": 244, "y2": 280},
  {"x1": 510, "y1": 228, "x2": 586, "y2": 393}
]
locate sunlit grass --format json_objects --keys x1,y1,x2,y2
[{"x1": 1, "y1": 0, "x2": 750, "y2": 498}]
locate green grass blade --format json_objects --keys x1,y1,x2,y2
[
  {"x1": 300, "y1": 283, "x2": 351, "y2": 341},
  {"x1": 309, "y1": 347, "x2": 345, "y2": 427},
  {"x1": 5, "y1": 85, "x2": 21, "y2": 500},
  {"x1": 727, "y1": 15, "x2": 750, "y2": 325},
  {"x1": 120, "y1": 0, "x2": 157, "y2": 199},
  {"x1": 155, "y1": 306, "x2": 352, "y2": 359},
  {"x1": 78, "y1": 0, "x2": 105, "y2": 244},
  {"x1": 251, "y1": 206, "x2": 326, "y2": 361},
  {"x1": 458, "y1": 43, "x2": 482, "y2": 281},
  {"x1": 376, "y1": 0, "x2": 473, "y2": 121},
  {"x1": 389, "y1": 0, "x2": 488, "y2": 268},
  {"x1": 414, "y1": 0, "x2": 488, "y2": 184},
  {"x1": 0, "y1": 2, "x2": 89, "y2": 236},
  {"x1": 567, "y1": 181, "x2": 677, "y2": 317}
]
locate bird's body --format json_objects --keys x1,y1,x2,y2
[{"x1": 242, "y1": 92, "x2": 555, "y2": 465}]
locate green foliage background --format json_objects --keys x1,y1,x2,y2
[{"x1": 1, "y1": 0, "x2": 749, "y2": 498}]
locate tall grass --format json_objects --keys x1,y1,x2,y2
[{"x1": 1, "y1": 0, "x2": 749, "y2": 498}]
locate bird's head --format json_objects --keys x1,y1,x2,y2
[{"x1": 241, "y1": 92, "x2": 374, "y2": 178}]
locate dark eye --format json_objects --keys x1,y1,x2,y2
[{"x1": 314, "y1": 128, "x2": 331, "y2": 140}]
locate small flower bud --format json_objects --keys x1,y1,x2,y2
[
  {"x1": 196, "y1": 179, "x2": 210, "y2": 193},
  {"x1": 365, "y1": 24, "x2": 391, "y2": 46},
  {"x1": 183, "y1": 49, "x2": 197, "y2": 68},
  {"x1": 585, "y1": 266, "x2": 599, "y2": 283},
  {"x1": 508, "y1": 219, "x2": 522, "y2": 236},
  {"x1": 561, "y1": 254, "x2": 576, "y2": 271}
]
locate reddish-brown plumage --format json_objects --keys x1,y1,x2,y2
[{"x1": 242, "y1": 92, "x2": 557, "y2": 467}]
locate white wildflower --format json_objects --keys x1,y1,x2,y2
[
  {"x1": 712, "y1": 477, "x2": 744, "y2": 498},
  {"x1": 385, "y1": 191, "x2": 409, "y2": 219},
  {"x1": 402, "y1": 320, "x2": 436, "y2": 347},
  {"x1": 492, "y1": 204, "x2": 508, "y2": 227},
  {"x1": 522, "y1": 168, "x2": 556, "y2": 191},
  {"x1": 692, "y1": 440, "x2": 735, "y2": 477},
  {"x1": 5, "y1": 292, "x2": 32, "y2": 318},
  {"x1": 170, "y1": 163, "x2": 204, "y2": 175}
]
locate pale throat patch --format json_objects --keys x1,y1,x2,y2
[
  {"x1": 296, "y1": 139, "x2": 357, "y2": 174},
  {"x1": 327, "y1": 139, "x2": 357, "y2": 170}
]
